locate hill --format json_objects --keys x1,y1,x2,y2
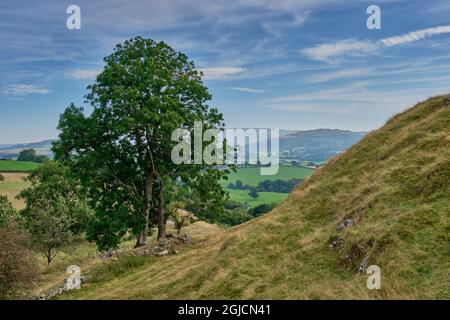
[
  {"x1": 64, "y1": 95, "x2": 449, "y2": 299},
  {"x1": 0, "y1": 139, "x2": 53, "y2": 159},
  {"x1": 280, "y1": 129, "x2": 366, "y2": 162}
]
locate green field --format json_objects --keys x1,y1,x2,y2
[
  {"x1": 227, "y1": 189, "x2": 288, "y2": 207},
  {"x1": 223, "y1": 166, "x2": 314, "y2": 207},
  {"x1": 225, "y1": 166, "x2": 314, "y2": 186},
  {"x1": 0, "y1": 160, "x2": 40, "y2": 172}
]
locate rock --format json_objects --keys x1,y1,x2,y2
[
  {"x1": 358, "y1": 256, "x2": 369, "y2": 274},
  {"x1": 156, "y1": 249, "x2": 169, "y2": 256},
  {"x1": 328, "y1": 235, "x2": 344, "y2": 250},
  {"x1": 337, "y1": 218, "x2": 353, "y2": 231}
]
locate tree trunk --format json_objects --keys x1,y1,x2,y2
[
  {"x1": 157, "y1": 186, "x2": 166, "y2": 240},
  {"x1": 135, "y1": 171, "x2": 153, "y2": 247}
]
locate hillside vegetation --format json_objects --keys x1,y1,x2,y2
[{"x1": 64, "y1": 95, "x2": 450, "y2": 299}]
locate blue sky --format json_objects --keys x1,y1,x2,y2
[{"x1": 1, "y1": 0, "x2": 450, "y2": 143}]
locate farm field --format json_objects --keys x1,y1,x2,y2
[
  {"x1": 227, "y1": 189, "x2": 288, "y2": 207},
  {"x1": 0, "y1": 172, "x2": 29, "y2": 209},
  {"x1": 223, "y1": 166, "x2": 314, "y2": 207},
  {"x1": 225, "y1": 166, "x2": 314, "y2": 186},
  {"x1": 0, "y1": 160, "x2": 40, "y2": 172}
]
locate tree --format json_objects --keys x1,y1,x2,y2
[
  {"x1": 53, "y1": 37, "x2": 229, "y2": 250},
  {"x1": 18, "y1": 161, "x2": 92, "y2": 265},
  {"x1": 248, "y1": 189, "x2": 259, "y2": 199},
  {"x1": 16, "y1": 149, "x2": 48, "y2": 163},
  {"x1": 0, "y1": 196, "x2": 16, "y2": 226},
  {"x1": 17, "y1": 149, "x2": 36, "y2": 162},
  {"x1": 167, "y1": 202, "x2": 196, "y2": 235},
  {"x1": 0, "y1": 173, "x2": 4, "y2": 182}
]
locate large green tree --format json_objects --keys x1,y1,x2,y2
[{"x1": 53, "y1": 37, "x2": 228, "y2": 250}]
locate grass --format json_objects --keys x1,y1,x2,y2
[
  {"x1": 224, "y1": 166, "x2": 314, "y2": 186},
  {"x1": 60, "y1": 95, "x2": 450, "y2": 299},
  {"x1": 223, "y1": 166, "x2": 314, "y2": 207},
  {"x1": 0, "y1": 160, "x2": 40, "y2": 172},
  {"x1": 226, "y1": 189, "x2": 288, "y2": 207},
  {"x1": 0, "y1": 172, "x2": 29, "y2": 209}
]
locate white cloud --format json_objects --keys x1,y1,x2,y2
[
  {"x1": 308, "y1": 68, "x2": 373, "y2": 83},
  {"x1": 201, "y1": 67, "x2": 245, "y2": 80},
  {"x1": 380, "y1": 25, "x2": 450, "y2": 46},
  {"x1": 302, "y1": 25, "x2": 450, "y2": 62},
  {"x1": 70, "y1": 69, "x2": 101, "y2": 80},
  {"x1": 301, "y1": 39, "x2": 376, "y2": 63},
  {"x1": 229, "y1": 87, "x2": 265, "y2": 93},
  {"x1": 2, "y1": 84, "x2": 49, "y2": 96}
]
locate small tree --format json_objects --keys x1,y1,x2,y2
[
  {"x1": 18, "y1": 161, "x2": 92, "y2": 266},
  {"x1": 17, "y1": 149, "x2": 36, "y2": 162},
  {"x1": 167, "y1": 202, "x2": 196, "y2": 235},
  {"x1": 248, "y1": 189, "x2": 259, "y2": 199},
  {"x1": 0, "y1": 173, "x2": 5, "y2": 182}
]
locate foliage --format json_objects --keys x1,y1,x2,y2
[
  {"x1": 228, "y1": 178, "x2": 302, "y2": 193},
  {"x1": 0, "y1": 195, "x2": 16, "y2": 226},
  {"x1": 0, "y1": 173, "x2": 4, "y2": 182},
  {"x1": 17, "y1": 149, "x2": 48, "y2": 163},
  {"x1": 18, "y1": 161, "x2": 92, "y2": 265},
  {"x1": 53, "y1": 37, "x2": 229, "y2": 250},
  {"x1": 247, "y1": 203, "x2": 277, "y2": 217},
  {"x1": 0, "y1": 222, "x2": 37, "y2": 299},
  {"x1": 248, "y1": 189, "x2": 259, "y2": 199}
]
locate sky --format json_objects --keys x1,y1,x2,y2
[{"x1": 1, "y1": 0, "x2": 450, "y2": 144}]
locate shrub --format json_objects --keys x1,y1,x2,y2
[{"x1": 0, "y1": 222, "x2": 37, "y2": 299}]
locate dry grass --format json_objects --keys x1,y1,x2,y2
[{"x1": 0, "y1": 172, "x2": 29, "y2": 209}]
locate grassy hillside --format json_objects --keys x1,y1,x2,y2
[
  {"x1": 0, "y1": 160, "x2": 40, "y2": 172},
  {"x1": 64, "y1": 95, "x2": 450, "y2": 299}
]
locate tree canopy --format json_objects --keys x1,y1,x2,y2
[{"x1": 53, "y1": 37, "x2": 229, "y2": 250}]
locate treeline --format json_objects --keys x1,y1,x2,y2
[
  {"x1": 228, "y1": 178, "x2": 302, "y2": 193},
  {"x1": 17, "y1": 149, "x2": 49, "y2": 163}
]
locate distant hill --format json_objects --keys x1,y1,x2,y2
[
  {"x1": 0, "y1": 139, "x2": 54, "y2": 159},
  {"x1": 64, "y1": 95, "x2": 450, "y2": 299},
  {"x1": 0, "y1": 130, "x2": 364, "y2": 162},
  {"x1": 280, "y1": 129, "x2": 366, "y2": 162}
]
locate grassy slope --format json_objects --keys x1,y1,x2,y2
[
  {"x1": 0, "y1": 160, "x2": 40, "y2": 172},
  {"x1": 65, "y1": 96, "x2": 450, "y2": 299}
]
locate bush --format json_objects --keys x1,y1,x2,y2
[
  {"x1": 0, "y1": 195, "x2": 16, "y2": 226},
  {"x1": 248, "y1": 203, "x2": 277, "y2": 217},
  {"x1": 0, "y1": 222, "x2": 37, "y2": 299}
]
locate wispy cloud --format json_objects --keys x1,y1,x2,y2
[
  {"x1": 301, "y1": 39, "x2": 376, "y2": 63},
  {"x1": 302, "y1": 25, "x2": 450, "y2": 62},
  {"x1": 201, "y1": 67, "x2": 245, "y2": 80},
  {"x1": 308, "y1": 68, "x2": 373, "y2": 83},
  {"x1": 2, "y1": 84, "x2": 50, "y2": 96},
  {"x1": 380, "y1": 25, "x2": 450, "y2": 46},
  {"x1": 70, "y1": 69, "x2": 101, "y2": 80},
  {"x1": 229, "y1": 87, "x2": 265, "y2": 93}
]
